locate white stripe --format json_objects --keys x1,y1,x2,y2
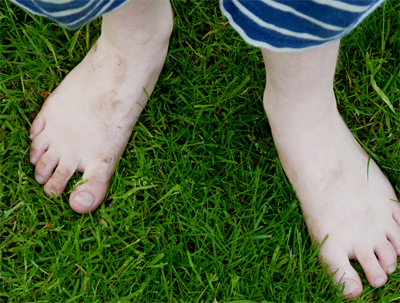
[
  {"x1": 325, "y1": 0, "x2": 386, "y2": 38},
  {"x1": 65, "y1": 0, "x2": 115, "y2": 27},
  {"x1": 35, "y1": 0, "x2": 76, "y2": 4},
  {"x1": 36, "y1": 0, "x2": 95, "y2": 17},
  {"x1": 259, "y1": 0, "x2": 345, "y2": 31},
  {"x1": 233, "y1": 0, "x2": 342, "y2": 41},
  {"x1": 94, "y1": 0, "x2": 115, "y2": 18},
  {"x1": 8, "y1": 0, "x2": 45, "y2": 17},
  {"x1": 312, "y1": 0, "x2": 371, "y2": 12}
]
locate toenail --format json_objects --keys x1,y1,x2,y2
[
  {"x1": 35, "y1": 175, "x2": 44, "y2": 184},
  {"x1": 29, "y1": 133, "x2": 34, "y2": 140},
  {"x1": 374, "y1": 277, "x2": 385, "y2": 287},
  {"x1": 47, "y1": 188, "x2": 58, "y2": 197},
  {"x1": 388, "y1": 265, "x2": 396, "y2": 274},
  {"x1": 30, "y1": 156, "x2": 36, "y2": 164},
  {"x1": 343, "y1": 279, "x2": 359, "y2": 296},
  {"x1": 74, "y1": 192, "x2": 95, "y2": 208}
]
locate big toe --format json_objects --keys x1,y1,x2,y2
[
  {"x1": 320, "y1": 250, "x2": 362, "y2": 300},
  {"x1": 69, "y1": 163, "x2": 113, "y2": 214}
]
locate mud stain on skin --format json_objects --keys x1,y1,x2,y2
[
  {"x1": 113, "y1": 57, "x2": 127, "y2": 85},
  {"x1": 111, "y1": 100, "x2": 122, "y2": 109},
  {"x1": 125, "y1": 106, "x2": 135, "y2": 119},
  {"x1": 94, "y1": 151, "x2": 120, "y2": 182},
  {"x1": 89, "y1": 43, "x2": 104, "y2": 72},
  {"x1": 102, "y1": 156, "x2": 113, "y2": 164},
  {"x1": 320, "y1": 159, "x2": 345, "y2": 190},
  {"x1": 90, "y1": 62, "x2": 103, "y2": 72},
  {"x1": 331, "y1": 169, "x2": 343, "y2": 183},
  {"x1": 101, "y1": 121, "x2": 109, "y2": 130},
  {"x1": 90, "y1": 90, "x2": 132, "y2": 142},
  {"x1": 30, "y1": 146, "x2": 37, "y2": 158},
  {"x1": 90, "y1": 90, "x2": 119, "y2": 116},
  {"x1": 106, "y1": 168, "x2": 114, "y2": 183}
]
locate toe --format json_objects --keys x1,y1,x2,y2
[
  {"x1": 44, "y1": 160, "x2": 77, "y2": 198},
  {"x1": 35, "y1": 151, "x2": 60, "y2": 185},
  {"x1": 30, "y1": 135, "x2": 49, "y2": 165},
  {"x1": 69, "y1": 162, "x2": 113, "y2": 214},
  {"x1": 375, "y1": 240, "x2": 398, "y2": 274},
  {"x1": 29, "y1": 117, "x2": 45, "y2": 141},
  {"x1": 392, "y1": 205, "x2": 400, "y2": 228},
  {"x1": 319, "y1": 249, "x2": 362, "y2": 300},
  {"x1": 387, "y1": 222, "x2": 400, "y2": 256},
  {"x1": 356, "y1": 248, "x2": 387, "y2": 288}
]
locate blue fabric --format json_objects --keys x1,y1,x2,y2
[
  {"x1": 9, "y1": 0, "x2": 386, "y2": 52},
  {"x1": 238, "y1": 1, "x2": 342, "y2": 39},
  {"x1": 220, "y1": 0, "x2": 387, "y2": 52},
  {"x1": 8, "y1": 0, "x2": 130, "y2": 29},
  {"x1": 271, "y1": 0, "x2": 374, "y2": 26}
]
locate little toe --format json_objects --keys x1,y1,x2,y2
[
  {"x1": 30, "y1": 135, "x2": 49, "y2": 165},
  {"x1": 386, "y1": 223, "x2": 400, "y2": 255},
  {"x1": 356, "y1": 249, "x2": 387, "y2": 288},
  {"x1": 375, "y1": 240, "x2": 398, "y2": 274},
  {"x1": 320, "y1": 250, "x2": 362, "y2": 300},
  {"x1": 392, "y1": 206, "x2": 400, "y2": 227},
  {"x1": 29, "y1": 117, "x2": 45, "y2": 141},
  {"x1": 44, "y1": 160, "x2": 77, "y2": 198},
  {"x1": 69, "y1": 163, "x2": 113, "y2": 214},
  {"x1": 35, "y1": 151, "x2": 60, "y2": 185}
]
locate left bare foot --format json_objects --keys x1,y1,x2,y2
[{"x1": 29, "y1": 0, "x2": 173, "y2": 213}]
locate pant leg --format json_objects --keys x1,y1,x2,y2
[
  {"x1": 219, "y1": 0, "x2": 386, "y2": 52},
  {"x1": 8, "y1": 0, "x2": 131, "y2": 29}
]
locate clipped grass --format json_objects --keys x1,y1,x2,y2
[{"x1": 1, "y1": 0, "x2": 399, "y2": 302}]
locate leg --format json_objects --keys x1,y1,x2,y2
[
  {"x1": 262, "y1": 40, "x2": 400, "y2": 299},
  {"x1": 29, "y1": 0, "x2": 173, "y2": 213}
]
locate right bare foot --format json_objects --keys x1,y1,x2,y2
[
  {"x1": 262, "y1": 41, "x2": 400, "y2": 300},
  {"x1": 266, "y1": 91, "x2": 400, "y2": 299},
  {"x1": 29, "y1": 0, "x2": 173, "y2": 213}
]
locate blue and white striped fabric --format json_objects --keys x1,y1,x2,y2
[
  {"x1": 220, "y1": 0, "x2": 387, "y2": 52},
  {"x1": 8, "y1": 0, "x2": 130, "y2": 29},
  {"x1": 9, "y1": 0, "x2": 386, "y2": 52}
]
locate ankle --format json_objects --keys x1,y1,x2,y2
[
  {"x1": 263, "y1": 88, "x2": 338, "y2": 133},
  {"x1": 101, "y1": 0, "x2": 173, "y2": 52}
]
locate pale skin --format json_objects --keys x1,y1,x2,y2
[
  {"x1": 28, "y1": 0, "x2": 399, "y2": 299},
  {"x1": 262, "y1": 42, "x2": 400, "y2": 298}
]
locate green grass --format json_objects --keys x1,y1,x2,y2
[{"x1": 1, "y1": 0, "x2": 399, "y2": 302}]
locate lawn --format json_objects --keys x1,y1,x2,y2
[{"x1": 1, "y1": 0, "x2": 399, "y2": 302}]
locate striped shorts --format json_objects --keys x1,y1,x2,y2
[{"x1": 9, "y1": 0, "x2": 386, "y2": 52}]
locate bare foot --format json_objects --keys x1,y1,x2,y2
[
  {"x1": 29, "y1": 0, "x2": 173, "y2": 213},
  {"x1": 265, "y1": 90, "x2": 400, "y2": 299}
]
